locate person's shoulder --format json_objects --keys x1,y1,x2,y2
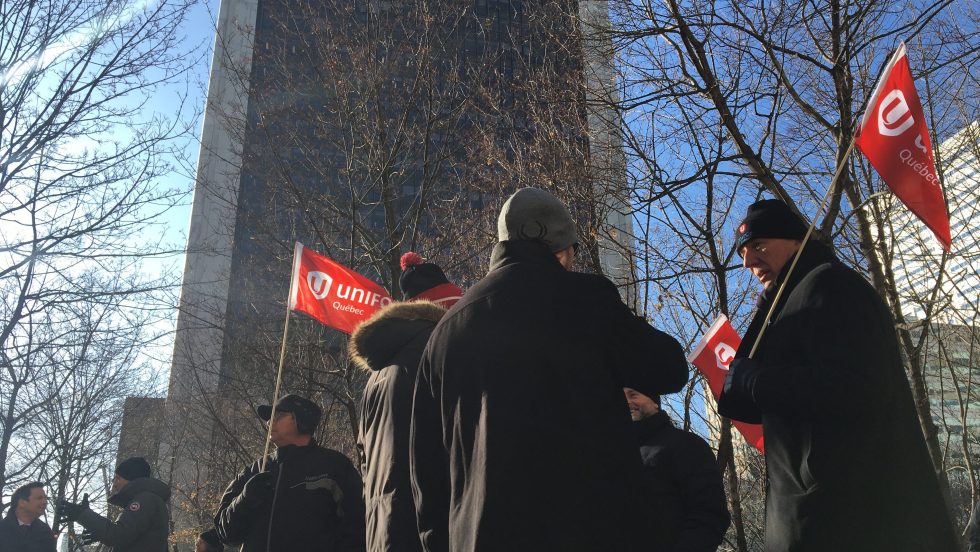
[
  {"x1": 311, "y1": 445, "x2": 357, "y2": 469},
  {"x1": 801, "y1": 259, "x2": 879, "y2": 302},
  {"x1": 659, "y1": 426, "x2": 718, "y2": 466},
  {"x1": 0, "y1": 514, "x2": 15, "y2": 530},
  {"x1": 671, "y1": 426, "x2": 713, "y2": 451},
  {"x1": 565, "y1": 271, "x2": 621, "y2": 297}
]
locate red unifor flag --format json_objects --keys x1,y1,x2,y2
[
  {"x1": 288, "y1": 242, "x2": 392, "y2": 334},
  {"x1": 855, "y1": 42, "x2": 951, "y2": 250},
  {"x1": 688, "y1": 315, "x2": 765, "y2": 453}
]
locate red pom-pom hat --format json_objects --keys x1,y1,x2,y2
[{"x1": 398, "y1": 251, "x2": 462, "y2": 307}]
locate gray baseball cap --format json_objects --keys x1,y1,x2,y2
[{"x1": 497, "y1": 188, "x2": 579, "y2": 252}]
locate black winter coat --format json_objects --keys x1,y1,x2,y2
[
  {"x1": 718, "y1": 241, "x2": 957, "y2": 551},
  {"x1": 76, "y1": 477, "x2": 171, "y2": 552},
  {"x1": 215, "y1": 442, "x2": 366, "y2": 552},
  {"x1": 351, "y1": 301, "x2": 446, "y2": 552},
  {"x1": 410, "y1": 240, "x2": 689, "y2": 552},
  {"x1": 635, "y1": 412, "x2": 730, "y2": 552},
  {"x1": 0, "y1": 513, "x2": 56, "y2": 552}
]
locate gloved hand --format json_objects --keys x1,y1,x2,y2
[
  {"x1": 241, "y1": 471, "x2": 275, "y2": 507},
  {"x1": 79, "y1": 529, "x2": 99, "y2": 546},
  {"x1": 56, "y1": 494, "x2": 89, "y2": 525},
  {"x1": 718, "y1": 358, "x2": 766, "y2": 422},
  {"x1": 724, "y1": 357, "x2": 765, "y2": 397}
]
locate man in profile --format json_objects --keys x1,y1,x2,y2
[
  {"x1": 214, "y1": 394, "x2": 365, "y2": 552},
  {"x1": 1, "y1": 482, "x2": 55, "y2": 552},
  {"x1": 625, "y1": 388, "x2": 729, "y2": 551},
  {"x1": 411, "y1": 187, "x2": 689, "y2": 551},
  {"x1": 57, "y1": 457, "x2": 170, "y2": 552},
  {"x1": 719, "y1": 199, "x2": 956, "y2": 551}
]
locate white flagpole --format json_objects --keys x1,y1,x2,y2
[
  {"x1": 747, "y1": 138, "x2": 858, "y2": 358},
  {"x1": 260, "y1": 242, "x2": 305, "y2": 471}
]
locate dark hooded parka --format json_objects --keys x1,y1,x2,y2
[
  {"x1": 719, "y1": 240, "x2": 957, "y2": 551},
  {"x1": 410, "y1": 239, "x2": 689, "y2": 552},
  {"x1": 75, "y1": 477, "x2": 171, "y2": 552},
  {"x1": 351, "y1": 301, "x2": 446, "y2": 552}
]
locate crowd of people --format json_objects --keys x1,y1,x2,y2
[{"x1": 0, "y1": 189, "x2": 969, "y2": 551}]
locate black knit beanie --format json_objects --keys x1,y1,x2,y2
[
  {"x1": 115, "y1": 457, "x2": 151, "y2": 481},
  {"x1": 735, "y1": 199, "x2": 808, "y2": 250},
  {"x1": 399, "y1": 252, "x2": 462, "y2": 306}
]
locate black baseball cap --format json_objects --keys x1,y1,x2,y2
[{"x1": 257, "y1": 394, "x2": 322, "y2": 435}]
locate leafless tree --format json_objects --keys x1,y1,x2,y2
[
  {"x1": 600, "y1": 0, "x2": 980, "y2": 547},
  {"x1": 0, "y1": 0, "x2": 199, "y2": 523}
]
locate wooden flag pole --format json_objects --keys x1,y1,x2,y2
[
  {"x1": 260, "y1": 243, "x2": 304, "y2": 471},
  {"x1": 747, "y1": 137, "x2": 858, "y2": 359}
]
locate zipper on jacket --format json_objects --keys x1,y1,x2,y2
[{"x1": 267, "y1": 465, "x2": 284, "y2": 552}]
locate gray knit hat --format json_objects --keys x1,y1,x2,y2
[{"x1": 497, "y1": 188, "x2": 579, "y2": 252}]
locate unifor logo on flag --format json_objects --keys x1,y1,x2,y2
[
  {"x1": 688, "y1": 315, "x2": 764, "y2": 453},
  {"x1": 855, "y1": 42, "x2": 951, "y2": 250},
  {"x1": 288, "y1": 242, "x2": 392, "y2": 334}
]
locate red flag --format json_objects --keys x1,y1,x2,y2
[
  {"x1": 688, "y1": 315, "x2": 765, "y2": 453},
  {"x1": 288, "y1": 242, "x2": 392, "y2": 334},
  {"x1": 855, "y1": 42, "x2": 951, "y2": 250}
]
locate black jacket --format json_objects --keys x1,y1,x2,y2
[
  {"x1": 0, "y1": 513, "x2": 56, "y2": 552},
  {"x1": 718, "y1": 241, "x2": 957, "y2": 551},
  {"x1": 635, "y1": 412, "x2": 730, "y2": 552},
  {"x1": 215, "y1": 441, "x2": 366, "y2": 552},
  {"x1": 410, "y1": 240, "x2": 689, "y2": 552},
  {"x1": 76, "y1": 477, "x2": 171, "y2": 552},
  {"x1": 352, "y1": 301, "x2": 446, "y2": 552}
]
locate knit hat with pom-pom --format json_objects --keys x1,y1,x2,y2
[{"x1": 399, "y1": 252, "x2": 463, "y2": 307}]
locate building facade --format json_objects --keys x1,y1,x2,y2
[{"x1": 155, "y1": 0, "x2": 634, "y2": 546}]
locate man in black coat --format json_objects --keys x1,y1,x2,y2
[
  {"x1": 351, "y1": 252, "x2": 461, "y2": 552},
  {"x1": 58, "y1": 457, "x2": 171, "y2": 552},
  {"x1": 625, "y1": 388, "x2": 730, "y2": 552},
  {"x1": 215, "y1": 394, "x2": 365, "y2": 552},
  {"x1": 410, "y1": 187, "x2": 689, "y2": 551},
  {"x1": 0, "y1": 482, "x2": 56, "y2": 552},
  {"x1": 718, "y1": 199, "x2": 957, "y2": 551}
]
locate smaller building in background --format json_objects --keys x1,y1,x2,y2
[
  {"x1": 117, "y1": 397, "x2": 166, "y2": 469},
  {"x1": 888, "y1": 121, "x2": 980, "y2": 322}
]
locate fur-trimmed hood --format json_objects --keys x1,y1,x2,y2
[{"x1": 350, "y1": 300, "x2": 446, "y2": 371}]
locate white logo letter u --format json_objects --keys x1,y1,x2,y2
[
  {"x1": 878, "y1": 89, "x2": 915, "y2": 137},
  {"x1": 307, "y1": 271, "x2": 333, "y2": 300}
]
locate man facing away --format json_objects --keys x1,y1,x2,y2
[
  {"x1": 718, "y1": 199, "x2": 957, "y2": 551},
  {"x1": 410, "y1": 187, "x2": 689, "y2": 551},
  {"x1": 214, "y1": 393, "x2": 365, "y2": 552},
  {"x1": 624, "y1": 388, "x2": 730, "y2": 552},
  {"x1": 351, "y1": 252, "x2": 462, "y2": 552},
  {"x1": 57, "y1": 456, "x2": 170, "y2": 552},
  {"x1": 0, "y1": 481, "x2": 55, "y2": 552}
]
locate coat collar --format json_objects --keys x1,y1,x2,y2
[
  {"x1": 349, "y1": 300, "x2": 446, "y2": 371},
  {"x1": 272, "y1": 440, "x2": 320, "y2": 463},
  {"x1": 109, "y1": 476, "x2": 171, "y2": 507},
  {"x1": 488, "y1": 240, "x2": 563, "y2": 273},
  {"x1": 739, "y1": 240, "x2": 837, "y2": 357},
  {"x1": 634, "y1": 411, "x2": 672, "y2": 443}
]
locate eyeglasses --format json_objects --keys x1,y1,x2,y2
[
  {"x1": 739, "y1": 241, "x2": 768, "y2": 257},
  {"x1": 572, "y1": 242, "x2": 581, "y2": 257}
]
